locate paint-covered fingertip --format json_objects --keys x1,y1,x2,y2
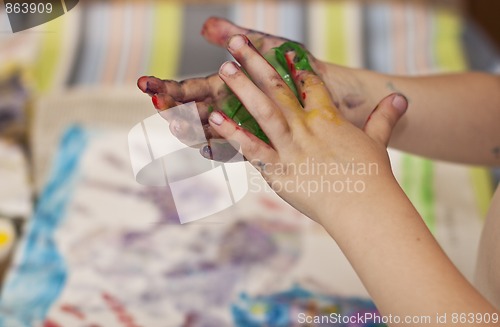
[{"x1": 137, "y1": 76, "x2": 150, "y2": 93}]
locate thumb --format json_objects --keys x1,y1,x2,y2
[{"x1": 363, "y1": 93, "x2": 408, "y2": 147}]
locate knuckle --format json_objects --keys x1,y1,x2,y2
[
  {"x1": 267, "y1": 73, "x2": 287, "y2": 90},
  {"x1": 242, "y1": 138, "x2": 260, "y2": 157},
  {"x1": 216, "y1": 84, "x2": 230, "y2": 97},
  {"x1": 257, "y1": 106, "x2": 276, "y2": 121}
]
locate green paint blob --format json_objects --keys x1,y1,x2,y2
[{"x1": 218, "y1": 41, "x2": 314, "y2": 143}]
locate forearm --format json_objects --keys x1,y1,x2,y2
[
  {"x1": 320, "y1": 175, "x2": 498, "y2": 325},
  {"x1": 321, "y1": 64, "x2": 500, "y2": 166}
]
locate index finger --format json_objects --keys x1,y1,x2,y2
[{"x1": 137, "y1": 75, "x2": 227, "y2": 103}]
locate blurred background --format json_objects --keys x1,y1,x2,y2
[{"x1": 0, "y1": 0, "x2": 499, "y2": 326}]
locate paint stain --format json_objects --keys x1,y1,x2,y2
[
  {"x1": 302, "y1": 92, "x2": 307, "y2": 100},
  {"x1": 201, "y1": 144, "x2": 213, "y2": 160},
  {"x1": 102, "y1": 292, "x2": 140, "y2": 327},
  {"x1": 0, "y1": 232, "x2": 10, "y2": 246},
  {"x1": 42, "y1": 320, "x2": 62, "y2": 327},
  {"x1": 342, "y1": 94, "x2": 366, "y2": 110},
  {"x1": 365, "y1": 113, "x2": 373, "y2": 125},
  {"x1": 152, "y1": 95, "x2": 160, "y2": 109},
  {"x1": 234, "y1": 125, "x2": 253, "y2": 138},
  {"x1": 60, "y1": 304, "x2": 85, "y2": 320},
  {"x1": 306, "y1": 109, "x2": 340, "y2": 124},
  {"x1": 259, "y1": 197, "x2": 282, "y2": 211},
  {"x1": 284, "y1": 52, "x2": 297, "y2": 77}
]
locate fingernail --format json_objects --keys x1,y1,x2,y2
[
  {"x1": 200, "y1": 145, "x2": 213, "y2": 159},
  {"x1": 209, "y1": 111, "x2": 224, "y2": 125},
  {"x1": 392, "y1": 94, "x2": 408, "y2": 114},
  {"x1": 228, "y1": 34, "x2": 246, "y2": 51},
  {"x1": 220, "y1": 62, "x2": 238, "y2": 76}
]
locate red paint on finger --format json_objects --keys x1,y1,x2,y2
[
  {"x1": 302, "y1": 92, "x2": 307, "y2": 100},
  {"x1": 285, "y1": 52, "x2": 297, "y2": 77},
  {"x1": 363, "y1": 112, "x2": 375, "y2": 129},
  {"x1": 364, "y1": 103, "x2": 380, "y2": 128},
  {"x1": 152, "y1": 94, "x2": 160, "y2": 109},
  {"x1": 211, "y1": 110, "x2": 257, "y2": 142}
]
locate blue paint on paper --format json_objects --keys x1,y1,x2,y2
[{"x1": 0, "y1": 126, "x2": 89, "y2": 326}]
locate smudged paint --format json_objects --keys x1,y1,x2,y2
[
  {"x1": 492, "y1": 146, "x2": 500, "y2": 159},
  {"x1": 42, "y1": 319, "x2": 62, "y2": 327},
  {"x1": 102, "y1": 292, "x2": 140, "y2": 327},
  {"x1": 343, "y1": 93, "x2": 366, "y2": 110},
  {"x1": 145, "y1": 81, "x2": 153, "y2": 95},
  {"x1": 259, "y1": 197, "x2": 282, "y2": 211},
  {"x1": 60, "y1": 304, "x2": 85, "y2": 320},
  {"x1": 306, "y1": 109, "x2": 339, "y2": 124},
  {"x1": 151, "y1": 94, "x2": 160, "y2": 109},
  {"x1": 284, "y1": 52, "x2": 297, "y2": 78}
]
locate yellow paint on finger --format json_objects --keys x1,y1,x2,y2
[{"x1": 306, "y1": 108, "x2": 341, "y2": 124}]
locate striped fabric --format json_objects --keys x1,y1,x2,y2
[
  {"x1": 231, "y1": 1, "x2": 305, "y2": 43},
  {"x1": 309, "y1": 0, "x2": 363, "y2": 68},
  {"x1": 69, "y1": 1, "x2": 182, "y2": 87},
  {"x1": 0, "y1": 1, "x2": 183, "y2": 92}
]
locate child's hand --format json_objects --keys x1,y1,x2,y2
[{"x1": 209, "y1": 34, "x2": 408, "y2": 222}]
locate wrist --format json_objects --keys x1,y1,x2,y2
[
  {"x1": 313, "y1": 60, "x2": 382, "y2": 127},
  {"x1": 314, "y1": 170, "x2": 402, "y2": 228}
]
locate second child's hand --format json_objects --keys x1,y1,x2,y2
[
  {"x1": 210, "y1": 34, "x2": 499, "y2": 323},
  {"x1": 207, "y1": 33, "x2": 408, "y2": 221}
]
